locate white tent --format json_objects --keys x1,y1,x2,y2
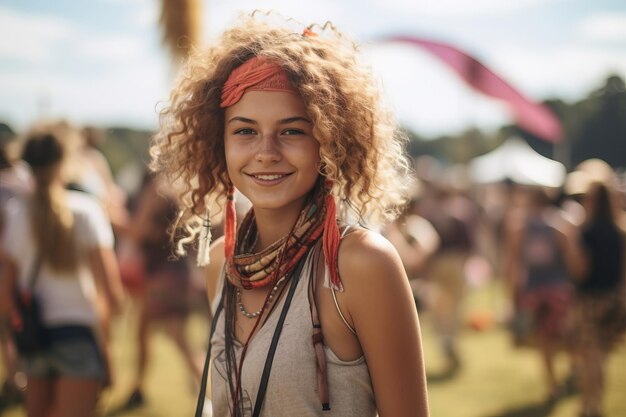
[{"x1": 469, "y1": 137, "x2": 566, "y2": 188}]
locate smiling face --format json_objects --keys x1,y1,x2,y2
[{"x1": 224, "y1": 90, "x2": 321, "y2": 218}]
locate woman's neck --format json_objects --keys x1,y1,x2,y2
[
  {"x1": 246, "y1": 180, "x2": 324, "y2": 251},
  {"x1": 253, "y1": 209, "x2": 299, "y2": 251}
]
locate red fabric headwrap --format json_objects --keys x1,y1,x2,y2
[{"x1": 220, "y1": 56, "x2": 298, "y2": 108}]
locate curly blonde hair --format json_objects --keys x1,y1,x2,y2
[{"x1": 151, "y1": 12, "x2": 412, "y2": 251}]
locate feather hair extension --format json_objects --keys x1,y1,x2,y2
[{"x1": 197, "y1": 209, "x2": 212, "y2": 266}]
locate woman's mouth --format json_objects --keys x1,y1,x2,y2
[
  {"x1": 247, "y1": 172, "x2": 292, "y2": 185},
  {"x1": 254, "y1": 174, "x2": 287, "y2": 180}
]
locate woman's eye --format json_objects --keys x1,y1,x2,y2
[
  {"x1": 234, "y1": 128, "x2": 255, "y2": 135},
  {"x1": 282, "y1": 129, "x2": 304, "y2": 136}
]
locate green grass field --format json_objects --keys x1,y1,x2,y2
[{"x1": 2, "y1": 282, "x2": 625, "y2": 417}]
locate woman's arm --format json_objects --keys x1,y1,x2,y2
[
  {"x1": 551, "y1": 213, "x2": 589, "y2": 281},
  {"x1": 89, "y1": 246, "x2": 124, "y2": 388},
  {"x1": 89, "y1": 247, "x2": 125, "y2": 320},
  {"x1": 340, "y1": 230, "x2": 429, "y2": 417}
]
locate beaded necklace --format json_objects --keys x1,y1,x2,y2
[
  {"x1": 225, "y1": 181, "x2": 327, "y2": 290},
  {"x1": 235, "y1": 275, "x2": 286, "y2": 318}
]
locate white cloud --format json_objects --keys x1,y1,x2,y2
[
  {"x1": 371, "y1": 0, "x2": 557, "y2": 17},
  {"x1": 102, "y1": 0, "x2": 150, "y2": 5},
  {"x1": 0, "y1": 5, "x2": 158, "y2": 77},
  {"x1": 363, "y1": 44, "x2": 512, "y2": 137},
  {"x1": 100, "y1": 0, "x2": 155, "y2": 29},
  {"x1": 204, "y1": 0, "x2": 346, "y2": 39},
  {"x1": 0, "y1": 61, "x2": 169, "y2": 130},
  {"x1": 578, "y1": 13, "x2": 626, "y2": 42},
  {"x1": 0, "y1": 7, "x2": 74, "y2": 63},
  {"x1": 487, "y1": 44, "x2": 626, "y2": 100},
  {"x1": 0, "y1": 4, "x2": 172, "y2": 131},
  {"x1": 53, "y1": 64, "x2": 167, "y2": 127},
  {"x1": 76, "y1": 35, "x2": 145, "y2": 62},
  {"x1": 130, "y1": 0, "x2": 158, "y2": 29}
]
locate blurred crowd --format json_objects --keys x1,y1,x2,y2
[
  {"x1": 383, "y1": 155, "x2": 626, "y2": 417},
  {"x1": 0, "y1": 119, "x2": 625, "y2": 417}
]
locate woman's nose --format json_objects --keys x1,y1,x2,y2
[{"x1": 255, "y1": 133, "x2": 281, "y2": 163}]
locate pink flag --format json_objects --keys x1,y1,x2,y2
[{"x1": 382, "y1": 36, "x2": 563, "y2": 143}]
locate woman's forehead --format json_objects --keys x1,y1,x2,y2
[{"x1": 224, "y1": 90, "x2": 308, "y2": 121}]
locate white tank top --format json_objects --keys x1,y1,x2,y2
[{"x1": 210, "y1": 246, "x2": 377, "y2": 417}]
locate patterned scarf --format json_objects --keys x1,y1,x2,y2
[{"x1": 225, "y1": 183, "x2": 326, "y2": 290}]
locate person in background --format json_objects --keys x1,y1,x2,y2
[
  {"x1": 570, "y1": 181, "x2": 626, "y2": 417},
  {"x1": 505, "y1": 185, "x2": 581, "y2": 404},
  {"x1": 417, "y1": 183, "x2": 474, "y2": 371},
  {"x1": 383, "y1": 184, "x2": 440, "y2": 312},
  {"x1": 0, "y1": 121, "x2": 125, "y2": 417},
  {"x1": 65, "y1": 125, "x2": 130, "y2": 235},
  {"x1": 63, "y1": 125, "x2": 132, "y2": 367},
  {"x1": 115, "y1": 172, "x2": 203, "y2": 411},
  {"x1": 0, "y1": 126, "x2": 33, "y2": 410}
]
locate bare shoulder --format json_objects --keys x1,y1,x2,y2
[
  {"x1": 340, "y1": 227, "x2": 401, "y2": 266},
  {"x1": 336, "y1": 228, "x2": 427, "y2": 417},
  {"x1": 338, "y1": 228, "x2": 407, "y2": 293}
]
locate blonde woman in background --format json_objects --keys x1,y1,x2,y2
[{"x1": 0, "y1": 121, "x2": 124, "y2": 417}]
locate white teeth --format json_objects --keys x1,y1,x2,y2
[{"x1": 254, "y1": 174, "x2": 285, "y2": 181}]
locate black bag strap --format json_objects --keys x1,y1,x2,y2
[
  {"x1": 194, "y1": 253, "x2": 307, "y2": 417},
  {"x1": 252, "y1": 255, "x2": 307, "y2": 417},
  {"x1": 194, "y1": 294, "x2": 224, "y2": 417}
]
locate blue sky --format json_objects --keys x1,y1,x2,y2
[{"x1": 1, "y1": 0, "x2": 625, "y2": 137}]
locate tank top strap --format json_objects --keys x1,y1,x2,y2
[
  {"x1": 331, "y1": 288, "x2": 356, "y2": 335},
  {"x1": 321, "y1": 224, "x2": 358, "y2": 334}
]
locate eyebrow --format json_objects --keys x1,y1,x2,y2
[
  {"x1": 227, "y1": 116, "x2": 312, "y2": 124},
  {"x1": 279, "y1": 116, "x2": 312, "y2": 125}
]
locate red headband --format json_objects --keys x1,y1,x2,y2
[{"x1": 220, "y1": 56, "x2": 298, "y2": 108}]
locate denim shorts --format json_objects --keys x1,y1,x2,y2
[{"x1": 23, "y1": 325, "x2": 106, "y2": 380}]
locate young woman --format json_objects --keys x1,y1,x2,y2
[
  {"x1": 505, "y1": 186, "x2": 579, "y2": 402},
  {"x1": 0, "y1": 121, "x2": 124, "y2": 417},
  {"x1": 117, "y1": 173, "x2": 202, "y2": 411},
  {"x1": 571, "y1": 181, "x2": 626, "y2": 417},
  {"x1": 151, "y1": 14, "x2": 429, "y2": 417},
  {"x1": 0, "y1": 127, "x2": 33, "y2": 409}
]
